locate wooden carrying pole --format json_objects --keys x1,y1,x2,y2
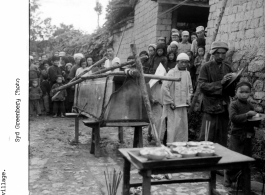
[
  {"x1": 130, "y1": 44, "x2": 161, "y2": 146},
  {"x1": 80, "y1": 71, "x2": 181, "y2": 82},
  {"x1": 189, "y1": 0, "x2": 228, "y2": 113},
  {"x1": 52, "y1": 58, "x2": 143, "y2": 94}
]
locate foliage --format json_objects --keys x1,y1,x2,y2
[
  {"x1": 30, "y1": 0, "x2": 56, "y2": 41},
  {"x1": 105, "y1": 0, "x2": 134, "y2": 31},
  {"x1": 94, "y1": 0, "x2": 103, "y2": 28}
]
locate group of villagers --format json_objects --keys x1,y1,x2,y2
[{"x1": 29, "y1": 25, "x2": 263, "y2": 187}]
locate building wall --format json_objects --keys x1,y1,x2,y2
[
  {"x1": 113, "y1": 0, "x2": 173, "y2": 62},
  {"x1": 207, "y1": 0, "x2": 265, "y2": 137},
  {"x1": 114, "y1": 0, "x2": 159, "y2": 62}
]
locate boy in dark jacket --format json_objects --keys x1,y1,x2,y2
[
  {"x1": 50, "y1": 75, "x2": 67, "y2": 118},
  {"x1": 40, "y1": 74, "x2": 50, "y2": 115},
  {"x1": 29, "y1": 79, "x2": 42, "y2": 116},
  {"x1": 224, "y1": 81, "x2": 261, "y2": 187}
]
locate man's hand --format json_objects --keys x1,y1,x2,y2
[
  {"x1": 221, "y1": 73, "x2": 233, "y2": 84},
  {"x1": 170, "y1": 103, "x2": 176, "y2": 110},
  {"x1": 246, "y1": 111, "x2": 257, "y2": 118}
]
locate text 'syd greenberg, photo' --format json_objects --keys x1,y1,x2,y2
[{"x1": 0, "y1": 0, "x2": 29, "y2": 194}]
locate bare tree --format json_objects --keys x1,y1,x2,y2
[{"x1": 94, "y1": 0, "x2": 103, "y2": 28}]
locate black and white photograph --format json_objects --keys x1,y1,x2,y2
[{"x1": 1, "y1": 0, "x2": 265, "y2": 194}]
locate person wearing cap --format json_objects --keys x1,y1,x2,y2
[
  {"x1": 160, "y1": 53, "x2": 193, "y2": 144},
  {"x1": 191, "y1": 26, "x2": 205, "y2": 56},
  {"x1": 67, "y1": 53, "x2": 84, "y2": 80},
  {"x1": 167, "y1": 41, "x2": 179, "y2": 55},
  {"x1": 178, "y1": 31, "x2": 191, "y2": 54},
  {"x1": 157, "y1": 36, "x2": 166, "y2": 44},
  {"x1": 190, "y1": 32, "x2": 197, "y2": 43},
  {"x1": 198, "y1": 41, "x2": 234, "y2": 147},
  {"x1": 224, "y1": 81, "x2": 261, "y2": 187}
]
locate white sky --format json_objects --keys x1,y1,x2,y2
[{"x1": 39, "y1": 0, "x2": 110, "y2": 34}]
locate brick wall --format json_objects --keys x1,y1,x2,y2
[
  {"x1": 113, "y1": 0, "x2": 159, "y2": 62},
  {"x1": 207, "y1": 0, "x2": 265, "y2": 137}
]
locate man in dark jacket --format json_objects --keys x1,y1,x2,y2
[{"x1": 198, "y1": 41, "x2": 234, "y2": 146}]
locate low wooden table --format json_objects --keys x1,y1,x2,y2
[
  {"x1": 119, "y1": 144, "x2": 255, "y2": 195},
  {"x1": 83, "y1": 120, "x2": 149, "y2": 157}
]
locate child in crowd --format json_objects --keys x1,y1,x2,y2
[
  {"x1": 152, "y1": 43, "x2": 168, "y2": 74},
  {"x1": 167, "y1": 41, "x2": 178, "y2": 55},
  {"x1": 29, "y1": 61, "x2": 41, "y2": 83},
  {"x1": 62, "y1": 63, "x2": 72, "y2": 81},
  {"x1": 75, "y1": 58, "x2": 88, "y2": 76},
  {"x1": 167, "y1": 51, "x2": 177, "y2": 71},
  {"x1": 190, "y1": 32, "x2": 197, "y2": 43},
  {"x1": 29, "y1": 79, "x2": 43, "y2": 117},
  {"x1": 194, "y1": 47, "x2": 205, "y2": 86},
  {"x1": 40, "y1": 61, "x2": 50, "y2": 82},
  {"x1": 40, "y1": 74, "x2": 50, "y2": 115},
  {"x1": 139, "y1": 51, "x2": 150, "y2": 74},
  {"x1": 160, "y1": 53, "x2": 193, "y2": 144},
  {"x1": 224, "y1": 81, "x2": 261, "y2": 187},
  {"x1": 50, "y1": 75, "x2": 67, "y2": 118},
  {"x1": 147, "y1": 44, "x2": 156, "y2": 73},
  {"x1": 178, "y1": 31, "x2": 191, "y2": 54},
  {"x1": 48, "y1": 56, "x2": 62, "y2": 87}
]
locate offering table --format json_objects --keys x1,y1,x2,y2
[{"x1": 119, "y1": 143, "x2": 255, "y2": 195}]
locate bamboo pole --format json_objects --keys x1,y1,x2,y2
[
  {"x1": 130, "y1": 44, "x2": 161, "y2": 146},
  {"x1": 73, "y1": 57, "x2": 108, "y2": 81},
  {"x1": 80, "y1": 71, "x2": 181, "y2": 81},
  {"x1": 190, "y1": 0, "x2": 229, "y2": 113}
]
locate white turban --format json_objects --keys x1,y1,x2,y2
[
  {"x1": 170, "y1": 41, "x2": 179, "y2": 47},
  {"x1": 177, "y1": 53, "x2": 189, "y2": 61},
  {"x1": 73, "y1": 53, "x2": 84, "y2": 60}
]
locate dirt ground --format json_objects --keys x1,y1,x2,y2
[{"x1": 29, "y1": 116, "x2": 263, "y2": 195}]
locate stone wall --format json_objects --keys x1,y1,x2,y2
[
  {"x1": 113, "y1": 0, "x2": 159, "y2": 62},
  {"x1": 206, "y1": 0, "x2": 265, "y2": 137}
]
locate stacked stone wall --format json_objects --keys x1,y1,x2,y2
[{"x1": 207, "y1": 0, "x2": 265, "y2": 138}]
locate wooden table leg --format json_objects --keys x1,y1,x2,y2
[
  {"x1": 118, "y1": 127, "x2": 124, "y2": 144},
  {"x1": 133, "y1": 126, "x2": 143, "y2": 148},
  {"x1": 142, "y1": 170, "x2": 151, "y2": 195},
  {"x1": 209, "y1": 171, "x2": 216, "y2": 195},
  {"x1": 94, "y1": 125, "x2": 101, "y2": 158},
  {"x1": 90, "y1": 128, "x2": 95, "y2": 154},
  {"x1": 242, "y1": 164, "x2": 251, "y2": 195},
  {"x1": 122, "y1": 157, "x2": 131, "y2": 195},
  {"x1": 74, "y1": 116, "x2": 79, "y2": 143}
]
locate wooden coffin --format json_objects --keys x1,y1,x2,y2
[{"x1": 74, "y1": 76, "x2": 151, "y2": 122}]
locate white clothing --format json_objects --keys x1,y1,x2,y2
[{"x1": 104, "y1": 57, "x2": 120, "y2": 72}]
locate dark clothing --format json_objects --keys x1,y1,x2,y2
[
  {"x1": 67, "y1": 64, "x2": 80, "y2": 80},
  {"x1": 67, "y1": 64, "x2": 79, "y2": 107},
  {"x1": 53, "y1": 101, "x2": 65, "y2": 114},
  {"x1": 198, "y1": 60, "x2": 232, "y2": 114},
  {"x1": 198, "y1": 60, "x2": 233, "y2": 147},
  {"x1": 167, "y1": 60, "x2": 176, "y2": 71},
  {"x1": 230, "y1": 99, "x2": 255, "y2": 136},
  {"x1": 198, "y1": 111, "x2": 229, "y2": 146},
  {"x1": 224, "y1": 99, "x2": 257, "y2": 185},
  {"x1": 152, "y1": 56, "x2": 168, "y2": 73},
  {"x1": 29, "y1": 86, "x2": 42, "y2": 100},
  {"x1": 50, "y1": 83, "x2": 67, "y2": 101},
  {"x1": 48, "y1": 65, "x2": 62, "y2": 84},
  {"x1": 29, "y1": 64, "x2": 40, "y2": 80},
  {"x1": 30, "y1": 99, "x2": 41, "y2": 115},
  {"x1": 40, "y1": 80, "x2": 50, "y2": 96}
]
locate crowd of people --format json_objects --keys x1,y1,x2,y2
[{"x1": 29, "y1": 25, "x2": 263, "y2": 187}]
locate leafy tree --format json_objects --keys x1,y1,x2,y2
[
  {"x1": 94, "y1": 0, "x2": 103, "y2": 28},
  {"x1": 53, "y1": 23, "x2": 74, "y2": 37}
]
